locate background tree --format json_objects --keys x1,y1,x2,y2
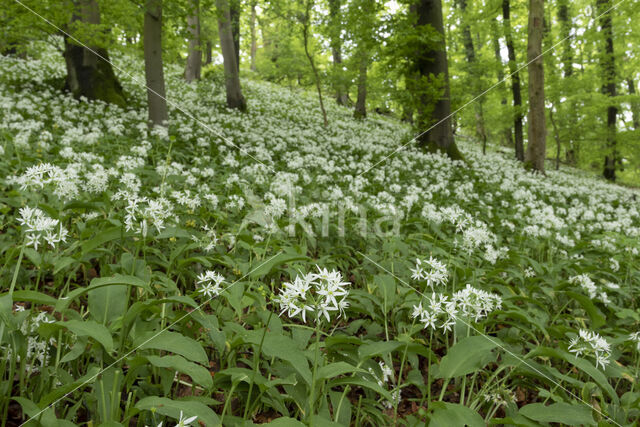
[
  {"x1": 144, "y1": 0, "x2": 168, "y2": 126},
  {"x1": 185, "y1": 0, "x2": 202, "y2": 82},
  {"x1": 524, "y1": 0, "x2": 546, "y2": 173},
  {"x1": 413, "y1": 0, "x2": 462, "y2": 160},
  {"x1": 217, "y1": 0, "x2": 246, "y2": 110},
  {"x1": 502, "y1": 0, "x2": 524, "y2": 161}
]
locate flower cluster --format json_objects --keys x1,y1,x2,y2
[
  {"x1": 196, "y1": 271, "x2": 226, "y2": 299},
  {"x1": 17, "y1": 206, "x2": 69, "y2": 250},
  {"x1": 410, "y1": 257, "x2": 448, "y2": 290},
  {"x1": 629, "y1": 331, "x2": 640, "y2": 351},
  {"x1": 121, "y1": 195, "x2": 173, "y2": 238},
  {"x1": 568, "y1": 329, "x2": 611, "y2": 369},
  {"x1": 569, "y1": 274, "x2": 610, "y2": 304},
  {"x1": 412, "y1": 285, "x2": 502, "y2": 332},
  {"x1": 274, "y1": 267, "x2": 350, "y2": 323}
]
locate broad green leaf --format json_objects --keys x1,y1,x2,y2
[
  {"x1": 264, "y1": 417, "x2": 305, "y2": 426},
  {"x1": 566, "y1": 291, "x2": 606, "y2": 328},
  {"x1": 59, "y1": 320, "x2": 114, "y2": 352},
  {"x1": 135, "y1": 396, "x2": 220, "y2": 426},
  {"x1": 437, "y1": 335, "x2": 500, "y2": 378},
  {"x1": 317, "y1": 362, "x2": 364, "y2": 380},
  {"x1": 57, "y1": 274, "x2": 151, "y2": 312},
  {"x1": 147, "y1": 355, "x2": 213, "y2": 389},
  {"x1": 358, "y1": 340, "x2": 403, "y2": 359},
  {"x1": 81, "y1": 226, "x2": 122, "y2": 255},
  {"x1": 135, "y1": 331, "x2": 208, "y2": 365},
  {"x1": 248, "y1": 252, "x2": 308, "y2": 278},
  {"x1": 429, "y1": 402, "x2": 484, "y2": 427},
  {"x1": 519, "y1": 402, "x2": 595, "y2": 426},
  {"x1": 88, "y1": 283, "x2": 127, "y2": 325},
  {"x1": 11, "y1": 290, "x2": 57, "y2": 306}
]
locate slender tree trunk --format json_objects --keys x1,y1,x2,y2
[
  {"x1": 557, "y1": 0, "x2": 573, "y2": 77},
  {"x1": 524, "y1": 0, "x2": 546, "y2": 173},
  {"x1": 302, "y1": 0, "x2": 328, "y2": 126},
  {"x1": 249, "y1": 1, "x2": 257, "y2": 72},
  {"x1": 491, "y1": 18, "x2": 512, "y2": 147},
  {"x1": 598, "y1": 0, "x2": 617, "y2": 181},
  {"x1": 143, "y1": 0, "x2": 168, "y2": 126},
  {"x1": 628, "y1": 78, "x2": 640, "y2": 130},
  {"x1": 217, "y1": 0, "x2": 246, "y2": 110},
  {"x1": 230, "y1": 0, "x2": 240, "y2": 71},
  {"x1": 549, "y1": 106, "x2": 561, "y2": 170},
  {"x1": 205, "y1": 40, "x2": 213, "y2": 65},
  {"x1": 184, "y1": 0, "x2": 202, "y2": 82},
  {"x1": 63, "y1": 0, "x2": 126, "y2": 107},
  {"x1": 456, "y1": 0, "x2": 487, "y2": 152},
  {"x1": 353, "y1": 55, "x2": 368, "y2": 119},
  {"x1": 329, "y1": 0, "x2": 349, "y2": 106},
  {"x1": 503, "y1": 0, "x2": 524, "y2": 161},
  {"x1": 414, "y1": 0, "x2": 462, "y2": 160}
]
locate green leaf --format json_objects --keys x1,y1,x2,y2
[
  {"x1": 429, "y1": 402, "x2": 484, "y2": 427},
  {"x1": 59, "y1": 320, "x2": 114, "y2": 353},
  {"x1": 81, "y1": 226, "x2": 122, "y2": 255},
  {"x1": 358, "y1": 340, "x2": 403, "y2": 359},
  {"x1": 88, "y1": 283, "x2": 127, "y2": 325},
  {"x1": 566, "y1": 291, "x2": 606, "y2": 328},
  {"x1": 135, "y1": 331, "x2": 208, "y2": 365},
  {"x1": 135, "y1": 396, "x2": 220, "y2": 426},
  {"x1": 519, "y1": 402, "x2": 595, "y2": 426},
  {"x1": 317, "y1": 362, "x2": 364, "y2": 380},
  {"x1": 248, "y1": 252, "x2": 308, "y2": 278},
  {"x1": 147, "y1": 355, "x2": 213, "y2": 389},
  {"x1": 57, "y1": 274, "x2": 151, "y2": 312},
  {"x1": 264, "y1": 417, "x2": 305, "y2": 426},
  {"x1": 11, "y1": 290, "x2": 58, "y2": 306},
  {"x1": 437, "y1": 335, "x2": 500, "y2": 378}
]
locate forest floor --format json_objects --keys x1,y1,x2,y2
[{"x1": 1, "y1": 47, "x2": 639, "y2": 426}]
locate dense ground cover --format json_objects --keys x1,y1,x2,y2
[{"x1": 1, "y1": 48, "x2": 640, "y2": 426}]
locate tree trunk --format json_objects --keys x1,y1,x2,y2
[
  {"x1": 217, "y1": 0, "x2": 246, "y2": 110},
  {"x1": 598, "y1": 0, "x2": 617, "y2": 181},
  {"x1": 491, "y1": 18, "x2": 512, "y2": 147},
  {"x1": 456, "y1": 0, "x2": 487, "y2": 152},
  {"x1": 557, "y1": 0, "x2": 573, "y2": 77},
  {"x1": 628, "y1": 78, "x2": 640, "y2": 130},
  {"x1": 230, "y1": 0, "x2": 240, "y2": 71},
  {"x1": 414, "y1": 0, "x2": 462, "y2": 160},
  {"x1": 205, "y1": 40, "x2": 213, "y2": 65},
  {"x1": 329, "y1": 0, "x2": 349, "y2": 106},
  {"x1": 249, "y1": 1, "x2": 257, "y2": 72},
  {"x1": 302, "y1": 0, "x2": 328, "y2": 126},
  {"x1": 184, "y1": 0, "x2": 202, "y2": 82},
  {"x1": 63, "y1": 0, "x2": 126, "y2": 107},
  {"x1": 549, "y1": 106, "x2": 561, "y2": 170},
  {"x1": 353, "y1": 55, "x2": 368, "y2": 119},
  {"x1": 502, "y1": 0, "x2": 524, "y2": 161},
  {"x1": 524, "y1": 0, "x2": 546, "y2": 173},
  {"x1": 144, "y1": 0, "x2": 169, "y2": 126}
]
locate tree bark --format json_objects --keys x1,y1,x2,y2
[
  {"x1": 598, "y1": 0, "x2": 617, "y2": 181},
  {"x1": 144, "y1": 0, "x2": 169, "y2": 126},
  {"x1": 329, "y1": 0, "x2": 349, "y2": 106},
  {"x1": 205, "y1": 40, "x2": 213, "y2": 65},
  {"x1": 491, "y1": 17, "x2": 512, "y2": 147},
  {"x1": 628, "y1": 78, "x2": 639, "y2": 130},
  {"x1": 249, "y1": 1, "x2": 257, "y2": 72},
  {"x1": 63, "y1": 0, "x2": 126, "y2": 107},
  {"x1": 524, "y1": 0, "x2": 546, "y2": 173},
  {"x1": 217, "y1": 0, "x2": 246, "y2": 110},
  {"x1": 502, "y1": 0, "x2": 524, "y2": 161},
  {"x1": 414, "y1": 0, "x2": 462, "y2": 160},
  {"x1": 456, "y1": 0, "x2": 487, "y2": 152},
  {"x1": 557, "y1": 0, "x2": 573, "y2": 77},
  {"x1": 184, "y1": 0, "x2": 202, "y2": 82},
  {"x1": 230, "y1": 0, "x2": 240, "y2": 71},
  {"x1": 353, "y1": 55, "x2": 368, "y2": 119},
  {"x1": 302, "y1": 0, "x2": 328, "y2": 126}
]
